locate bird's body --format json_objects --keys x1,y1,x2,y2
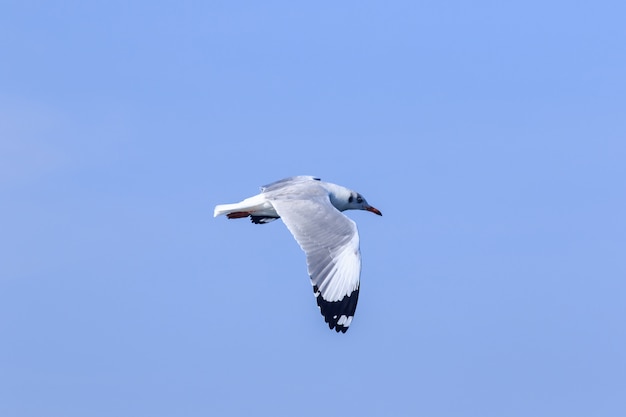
[{"x1": 214, "y1": 176, "x2": 381, "y2": 333}]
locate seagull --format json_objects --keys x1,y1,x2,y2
[{"x1": 214, "y1": 176, "x2": 382, "y2": 333}]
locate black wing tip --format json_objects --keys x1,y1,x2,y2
[
  {"x1": 313, "y1": 284, "x2": 359, "y2": 333},
  {"x1": 330, "y1": 323, "x2": 349, "y2": 333},
  {"x1": 249, "y1": 215, "x2": 279, "y2": 224}
]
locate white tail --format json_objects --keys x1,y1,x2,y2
[
  {"x1": 213, "y1": 202, "x2": 243, "y2": 217},
  {"x1": 214, "y1": 194, "x2": 277, "y2": 218}
]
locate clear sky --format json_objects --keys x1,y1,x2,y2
[{"x1": 1, "y1": 1, "x2": 625, "y2": 416}]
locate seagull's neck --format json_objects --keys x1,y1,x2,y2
[{"x1": 322, "y1": 183, "x2": 353, "y2": 212}]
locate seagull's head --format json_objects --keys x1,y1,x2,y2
[
  {"x1": 332, "y1": 189, "x2": 381, "y2": 216},
  {"x1": 347, "y1": 192, "x2": 382, "y2": 216},
  {"x1": 324, "y1": 183, "x2": 382, "y2": 216}
]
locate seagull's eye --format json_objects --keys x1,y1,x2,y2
[
  {"x1": 357, "y1": 196, "x2": 363, "y2": 204},
  {"x1": 348, "y1": 195, "x2": 354, "y2": 203}
]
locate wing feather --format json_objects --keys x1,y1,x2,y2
[{"x1": 269, "y1": 190, "x2": 361, "y2": 332}]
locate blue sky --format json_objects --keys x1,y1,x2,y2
[{"x1": 1, "y1": 1, "x2": 625, "y2": 416}]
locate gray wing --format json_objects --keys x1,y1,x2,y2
[
  {"x1": 270, "y1": 189, "x2": 361, "y2": 333},
  {"x1": 261, "y1": 176, "x2": 320, "y2": 192}
]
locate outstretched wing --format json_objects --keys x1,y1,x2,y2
[
  {"x1": 270, "y1": 190, "x2": 361, "y2": 333},
  {"x1": 260, "y1": 176, "x2": 320, "y2": 192}
]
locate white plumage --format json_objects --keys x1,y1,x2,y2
[{"x1": 214, "y1": 176, "x2": 382, "y2": 333}]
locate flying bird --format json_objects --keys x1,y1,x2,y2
[{"x1": 214, "y1": 176, "x2": 382, "y2": 333}]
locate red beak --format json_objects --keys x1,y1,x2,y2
[{"x1": 366, "y1": 206, "x2": 382, "y2": 216}]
